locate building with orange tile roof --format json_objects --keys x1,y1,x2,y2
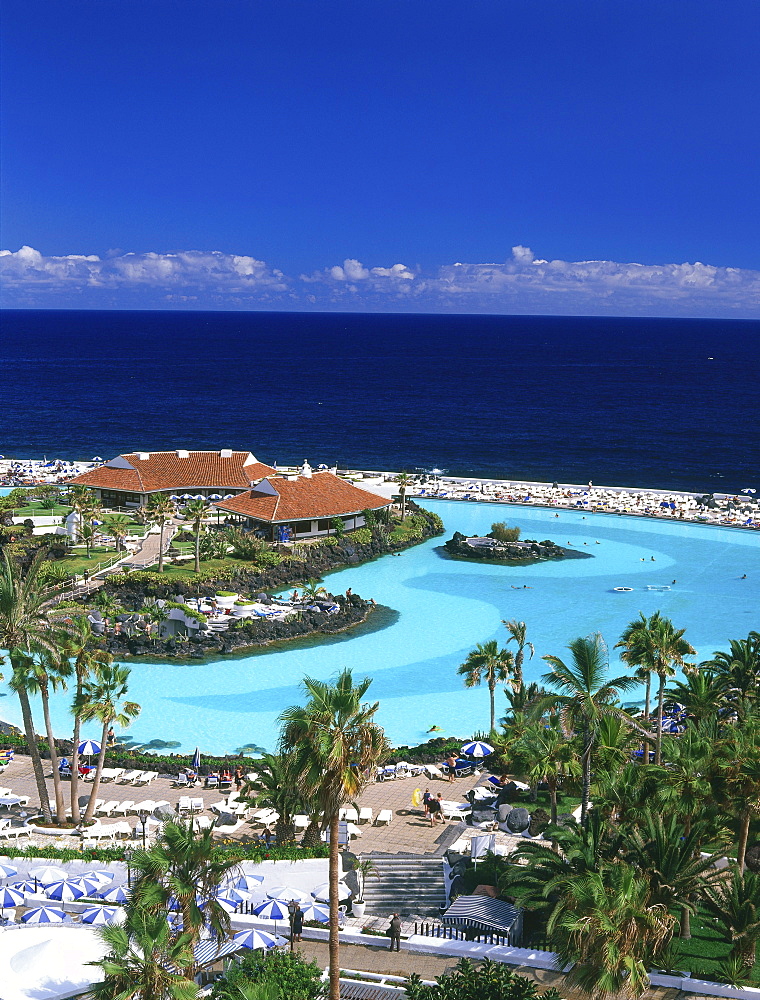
[
  {"x1": 214, "y1": 466, "x2": 392, "y2": 540},
  {"x1": 67, "y1": 449, "x2": 276, "y2": 507}
]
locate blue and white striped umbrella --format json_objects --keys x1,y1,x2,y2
[
  {"x1": 80, "y1": 870, "x2": 114, "y2": 886},
  {"x1": 227, "y1": 874, "x2": 264, "y2": 891},
  {"x1": 298, "y1": 901, "x2": 330, "y2": 923},
  {"x1": 28, "y1": 865, "x2": 69, "y2": 884},
  {"x1": 205, "y1": 895, "x2": 240, "y2": 913},
  {"x1": 252, "y1": 899, "x2": 290, "y2": 921},
  {"x1": 98, "y1": 884, "x2": 130, "y2": 903},
  {"x1": 0, "y1": 886, "x2": 25, "y2": 908},
  {"x1": 214, "y1": 886, "x2": 251, "y2": 904},
  {"x1": 461, "y1": 741, "x2": 494, "y2": 757},
  {"x1": 266, "y1": 886, "x2": 311, "y2": 904},
  {"x1": 81, "y1": 906, "x2": 120, "y2": 925},
  {"x1": 71, "y1": 876, "x2": 105, "y2": 896},
  {"x1": 233, "y1": 929, "x2": 287, "y2": 950},
  {"x1": 22, "y1": 905, "x2": 68, "y2": 923},
  {"x1": 78, "y1": 740, "x2": 102, "y2": 756},
  {"x1": 0, "y1": 864, "x2": 18, "y2": 879},
  {"x1": 191, "y1": 747, "x2": 201, "y2": 771},
  {"x1": 10, "y1": 880, "x2": 39, "y2": 895},
  {"x1": 45, "y1": 880, "x2": 86, "y2": 901}
]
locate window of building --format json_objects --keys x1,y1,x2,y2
[{"x1": 100, "y1": 490, "x2": 141, "y2": 507}]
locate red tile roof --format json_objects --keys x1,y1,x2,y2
[
  {"x1": 214, "y1": 471, "x2": 391, "y2": 523},
  {"x1": 68, "y1": 451, "x2": 275, "y2": 494}
]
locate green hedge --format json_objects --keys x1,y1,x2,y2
[{"x1": 0, "y1": 841, "x2": 329, "y2": 864}]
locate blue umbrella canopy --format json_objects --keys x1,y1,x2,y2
[
  {"x1": 45, "y1": 880, "x2": 86, "y2": 901},
  {"x1": 252, "y1": 899, "x2": 290, "y2": 921},
  {"x1": 78, "y1": 740, "x2": 102, "y2": 756},
  {"x1": 10, "y1": 880, "x2": 39, "y2": 895},
  {"x1": 28, "y1": 865, "x2": 69, "y2": 884},
  {"x1": 266, "y1": 886, "x2": 311, "y2": 904},
  {"x1": 228, "y1": 874, "x2": 264, "y2": 891},
  {"x1": 233, "y1": 929, "x2": 287, "y2": 950},
  {"x1": 81, "y1": 906, "x2": 120, "y2": 925},
  {"x1": 461, "y1": 741, "x2": 494, "y2": 757},
  {"x1": 22, "y1": 905, "x2": 68, "y2": 923},
  {"x1": 99, "y1": 884, "x2": 130, "y2": 903},
  {"x1": 298, "y1": 901, "x2": 330, "y2": 923},
  {"x1": 0, "y1": 886, "x2": 25, "y2": 907},
  {"x1": 79, "y1": 870, "x2": 114, "y2": 886},
  {"x1": 0, "y1": 863, "x2": 18, "y2": 879},
  {"x1": 205, "y1": 895, "x2": 240, "y2": 913},
  {"x1": 71, "y1": 876, "x2": 105, "y2": 896}
]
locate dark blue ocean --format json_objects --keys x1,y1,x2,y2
[{"x1": 1, "y1": 310, "x2": 759, "y2": 493}]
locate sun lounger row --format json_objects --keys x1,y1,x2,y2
[
  {"x1": 90, "y1": 798, "x2": 172, "y2": 817},
  {"x1": 0, "y1": 825, "x2": 31, "y2": 840},
  {"x1": 117, "y1": 769, "x2": 159, "y2": 785}
]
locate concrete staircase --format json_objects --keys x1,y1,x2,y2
[{"x1": 360, "y1": 855, "x2": 446, "y2": 918}]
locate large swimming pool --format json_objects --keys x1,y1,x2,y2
[{"x1": 2, "y1": 501, "x2": 759, "y2": 755}]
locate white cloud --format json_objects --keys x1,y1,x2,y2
[{"x1": 1, "y1": 245, "x2": 758, "y2": 316}]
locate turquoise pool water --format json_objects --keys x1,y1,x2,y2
[{"x1": 2, "y1": 501, "x2": 759, "y2": 755}]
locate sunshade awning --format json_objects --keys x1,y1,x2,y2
[{"x1": 442, "y1": 894, "x2": 522, "y2": 937}]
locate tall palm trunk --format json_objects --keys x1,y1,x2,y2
[
  {"x1": 488, "y1": 680, "x2": 496, "y2": 733},
  {"x1": 194, "y1": 526, "x2": 201, "y2": 573},
  {"x1": 82, "y1": 718, "x2": 110, "y2": 824},
  {"x1": 581, "y1": 724, "x2": 592, "y2": 827},
  {"x1": 328, "y1": 811, "x2": 341, "y2": 1000},
  {"x1": 513, "y1": 650, "x2": 524, "y2": 691},
  {"x1": 302, "y1": 817, "x2": 322, "y2": 848},
  {"x1": 643, "y1": 674, "x2": 652, "y2": 764},
  {"x1": 157, "y1": 521, "x2": 166, "y2": 572},
  {"x1": 680, "y1": 903, "x2": 692, "y2": 939},
  {"x1": 70, "y1": 672, "x2": 84, "y2": 820},
  {"x1": 14, "y1": 673, "x2": 52, "y2": 822},
  {"x1": 737, "y1": 809, "x2": 751, "y2": 873},
  {"x1": 39, "y1": 682, "x2": 66, "y2": 823},
  {"x1": 655, "y1": 671, "x2": 666, "y2": 766},
  {"x1": 548, "y1": 779, "x2": 558, "y2": 825}
]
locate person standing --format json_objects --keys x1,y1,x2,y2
[
  {"x1": 234, "y1": 765, "x2": 243, "y2": 790},
  {"x1": 291, "y1": 903, "x2": 304, "y2": 943},
  {"x1": 422, "y1": 788, "x2": 432, "y2": 817},
  {"x1": 428, "y1": 794, "x2": 442, "y2": 827},
  {"x1": 388, "y1": 913, "x2": 401, "y2": 951}
]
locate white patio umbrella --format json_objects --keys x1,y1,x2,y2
[
  {"x1": 28, "y1": 865, "x2": 69, "y2": 884},
  {"x1": 205, "y1": 895, "x2": 240, "y2": 913},
  {"x1": 99, "y1": 884, "x2": 130, "y2": 903},
  {"x1": 266, "y1": 886, "x2": 311, "y2": 905},
  {"x1": 45, "y1": 880, "x2": 87, "y2": 902},
  {"x1": 233, "y1": 929, "x2": 287, "y2": 950},
  {"x1": 252, "y1": 899, "x2": 290, "y2": 921},
  {"x1": 310, "y1": 881, "x2": 351, "y2": 903},
  {"x1": 77, "y1": 739, "x2": 102, "y2": 757},
  {"x1": 22, "y1": 905, "x2": 68, "y2": 923},
  {"x1": 228, "y1": 874, "x2": 264, "y2": 891},
  {"x1": 71, "y1": 876, "x2": 106, "y2": 896},
  {"x1": 79, "y1": 870, "x2": 114, "y2": 886},
  {"x1": 461, "y1": 741, "x2": 494, "y2": 757},
  {"x1": 0, "y1": 863, "x2": 18, "y2": 879},
  {"x1": 0, "y1": 885, "x2": 25, "y2": 908},
  {"x1": 10, "y1": 880, "x2": 38, "y2": 895},
  {"x1": 81, "y1": 906, "x2": 120, "y2": 925},
  {"x1": 297, "y1": 901, "x2": 330, "y2": 923}
]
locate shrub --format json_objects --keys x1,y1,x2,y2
[
  {"x1": 331, "y1": 516, "x2": 345, "y2": 538},
  {"x1": 361, "y1": 508, "x2": 377, "y2": 528},
  {"x1": 405, "y1": 958, "x2": 562, "y2": 1000},
  {"x1": 350, "y1": 527, "x2": 372, "y2": 545},
  {"x1": 212, "y1": 948, "x2": 326, "y2": 1000},
  {"x1": 490, "y1": 521, "x2": 521, "y2": 543},
  {"x1": 256, "y1": 550, "x2": 282, "y2": 567}
]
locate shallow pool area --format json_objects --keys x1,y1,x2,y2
[{"x1": 2, "y1": 502, "x2": 759, "y2": 754}]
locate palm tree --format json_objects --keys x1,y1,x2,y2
[
  {"x1": 548, "y1": 863, "x2": 674, "y2": 1000},
  {"x1": 458, "y1": 640, "x2": 514, "y2": 733},
  {"x1": 542, "y1": 633, "x2": 637, "y2": 824},
  {"x1": 395, "y1": 472, "x2": 412, "y2": 522},
  {"x1": 87, "y1": 904, "x2": 198, "y2": 1000},
  {"x1": 11, "y1": 649, "x2": 72, "y2": 824},
  {"x1": 145, "y1": 494, "x2": 176, "y2": 572},
  {"x1": 75, "y1": 661, "x2": 140, "y2": 824},
  {"x1": 514, "y1": 716, "x2": 580, "y2": 823},
  {"x1": 128, "y1": 819, "x2": 241, "y2": 976},
  {"x1": 702, "y1": 868, "x2": 760, "y2": 972},
  {"x1": 715, "y1": 717, "x2": 760, "y2": 871},
  {"x1": 702, "y1": 633, "x2": 760, "y2": 723},
  {"x1": 616, "y1": 613, "x2": 695, "y2": 766},
  {"x1": 622, "y1": 811, "x2": 724, "y2": 939},
  {"x1": 300, "y1": 578, "x2": 327, "y2": 603},
  {"x1": 0, "y1": 549, "x2": 69, "y2": 822},
  {"x1": 62, "y1": 616, "x2": 111, "y2": 820},
  {"x1": 665, "y1": 668, "x2": 724, "y2": 724},
  {"x1": 102, "y1": 513, "x2": 131, "y2": 552},
  {"x1": 182, "y1": 499, "x2": 208, "y2": 573},
  {"x1": 503, "y1": 619, "x2": 534, "y2": 691},
  {"x1": 280, "y1": 668, "x2": 389, "y2": 1000},
  {"x1": 141, "y1": 601, "x2": 171, "y2": 643},
  {"x1": 240, "y1": 752, "x2": 309, "y2": 845},
  {"x1": 653, "y1": 724, "x2": 716, "y2": 836},
  {"x1": 66, "y1": 485, "x2": 95, "y2": 543}
]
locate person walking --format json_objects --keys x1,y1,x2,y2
[
  {"x1": 422, "y1": 787, "x2": 432, "y2": 817},
  {"x1": 388, "y1": 913, "x2": 402, "y2": 951},
  {"x1": 428, "y1": 794, "x2": 443, "y2": 827}
]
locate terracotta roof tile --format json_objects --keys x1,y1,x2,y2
[
  {"x1": 69, "y1": 451, "x2": 275, "y2": 493},
  {"x1": 214, "y1": 472, "x2": 391, "y2": 523}
]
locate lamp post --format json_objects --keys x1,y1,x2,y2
[{"x1": 138, "y1": 809, "x2": 149, "y2": 849}]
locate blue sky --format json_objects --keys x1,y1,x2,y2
[{"x1": 2, "y1": 0, "x2": 759, "y2": 316}]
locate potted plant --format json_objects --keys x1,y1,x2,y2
[
  {"x1": 351, "y1": 857, "x2": 376, "y2": 919},
  {"x1": 214, "y1": 591, "x2": 238, "y2": 608}
]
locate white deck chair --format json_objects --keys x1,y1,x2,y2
[
  {"x1": 178, "y1": 796, "x2": 192, "y2": 815},
  {"x1": 96, "y1": 800, "x2": 120, "y2": 816},
  {"x1": 118, "y1": 770, "x2": 142, "y2": 784},
  {"x1": 112, "y1": 800, "x2": 135, "y2": 816},
  {"x1": 424, "y1": 765, "x2": 445, "y2": 780},
  {"x1": 376, "y1": 810, "x2": 393, "y2": 825},
  {"x1": 293, "y1": 814, "x2": 310, "y2": 830},
  {"x1": 358, "y1": 807, "x2": 373, "y2": 824}
]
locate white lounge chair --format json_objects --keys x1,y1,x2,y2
[
  {"x1": 172, "y1": 773, "x2": 189, "y2": 788},
  {"x1": 178, "y1": 796, "x2": 192, "y2": 815},
  {"x1": 96, "y1": 800, "x2": 120, "y2": 816},
  {"x1": 376, "y1": 809, "x2": 393, "y2": 826},
  {"x1": 136, "y1": 771, "x2": 158, "y2": 785},
  {"x1": 339, "y1": 807, "x2": 358, "y2": 822},
  {"x1": 424, "y1": 765, "x2": 445, "y2": 780},
  {"x1": 293, "y1": 814, "x2": 310, "y2": 830},
  {"x1": 358, "y1": 807, "x2": 373, "y2": 824},
  {"x1": 118, "y1": 770, "x2": 142, "y2": 784},
  {"x1": 112, "y1": 800, "x2": 135, "y2": 816},
  {"x1": 190, "y1": 798, "x2": 204, "y2": 813},
  {"x1": 130, "y1": 799, "x2": 156, "y2": 814}
]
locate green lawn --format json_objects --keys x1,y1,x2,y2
[
  {"x1": 132, "y1": 556, "x2": 254, "y2": 580},
  {"x1": 13, "y1": 503, "x2": 72, "y2": 518},
  {"x1": 57, "y1": 546, "x2": 123, "y2": 575}
]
